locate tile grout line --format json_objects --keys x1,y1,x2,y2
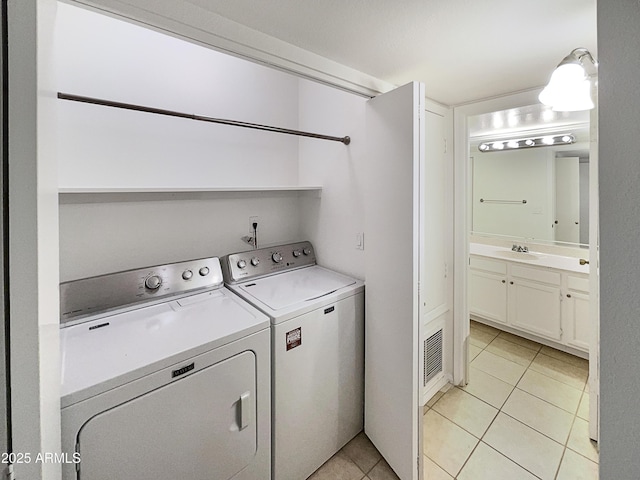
[
  {"x1": 465, "y1": 327, "x2": 594, "y2": 478},
  {"x1": 478, "y1": 377, "x2": 562, "y2": 479},
  {"x1": 472, "y1": 335, "x2": 587, "y2": 395},
  {"x1": 464, "y1": 324, "x2": 595, "y2": 478},
  {"x1": 423, "y1": 408, "x2": 476, "y2": 478},
  {"x1": 459, "y1": 383, "x2": 543, "y2": 480},
  {"x1": 527, "y1": 365, "x2": 588, "y2": 393}
]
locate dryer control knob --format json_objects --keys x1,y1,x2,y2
[
  {"x1": 292, "y1": 249, "x2": 302, "y2": 257},
  {"x1": 237, "y1": 259, "x2": 247, "y2": 269},
  {"x1": 199, "y1": 266, "x2": 210, "y2": 276},
  {"x1": 145, "y1": 275, "x2": 162, "y2": 290},
  {"x1": 272, "y1": 252, "x2": 283, "y2": 263},
  {"x1": 251, "y1": 257, "x2": 260, "y2": 266},
  {"x1": 303, "y1": 247, "x2": 312, "y2": 256},
  {"x1": 182, "y1": 270, "x2": 193, "y2": 280}
]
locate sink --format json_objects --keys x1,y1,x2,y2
[{"x1": 494, "y1": 250, "x2": 541, "y2": 261}]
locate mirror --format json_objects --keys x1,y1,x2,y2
[{"x1": 469, "y1": 104, "x2": 590, "y2": 246}]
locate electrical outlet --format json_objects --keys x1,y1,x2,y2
[{"x1": 249, "y1": 216, "x2": 259, "y2": 235}]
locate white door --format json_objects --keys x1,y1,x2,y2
[
  {"x1": 364, "y1": 82, "x2": 424, "y2": 480},
  {"x1": 554, "y1": 156, "x2": 580, "y2": 243}
]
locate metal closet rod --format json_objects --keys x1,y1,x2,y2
[{"x1": 57, "y1": 92, "x2": 351, "y2": 145}]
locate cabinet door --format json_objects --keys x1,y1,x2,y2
[
  {"x1": 469, "y1": 270, "x2": 507, "y2": 324},
  {"x1": 563, "y1": 290, "x2": 590, "y2": 351},
  {"x1": 509, "y1": 279, "x2": 562, "y2": 340}
]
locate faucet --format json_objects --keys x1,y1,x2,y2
[{"x1": 511, "y1": 244, "x2": 529, "y2": 253}]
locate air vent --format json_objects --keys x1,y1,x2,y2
[{"x1": 424, "y1": 329, "x2": 443, "y2": 387}]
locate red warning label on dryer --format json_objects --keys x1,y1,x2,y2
[{"x1": 286, "y1": 327, "x2": 302, "y2": 351}]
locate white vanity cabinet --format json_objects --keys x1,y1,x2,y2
[
  {"x1": 508, "y1": 265, "x2": 562, "y2": 341},
  {"x1": 469, "y1": 253, "x2": 589, "y2": 354},
  {"x1": 562, "y1": 274, "x2": 590, "y2": 351},
  {"x1": 468, "y1": 257, "x2": 508, "y2": 324}
]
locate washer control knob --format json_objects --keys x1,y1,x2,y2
[
  {"x1": 237, "y1": 259, "x2": 247, "y2": 269},
  {"x1": 182, "y1": 270, "x2": 193, "y2": 280},
  {"x1": 292, "y1": 249, "x2": 302, "y2": 257},
  {"x1": 145, "y1": 275, "x2": 162, "y2": 290},
  {"x1": 303, "y1": 247, "x2": 312, "y2": 256},
  {"x1": 272, "y1": 252, "x2": 283, "y2": 263},
  {"x1": 251, "y1": 257, "x2": 260, "y2": 267},
  {"x1": 199, "y1": 266, "x2": 210, "y2": 276}
]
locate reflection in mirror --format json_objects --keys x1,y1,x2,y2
[{"x1": 469, "y1": 104, "x2": 590, "y2": 246}]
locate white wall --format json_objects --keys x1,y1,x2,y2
[
  {"x1": 56, "y1": 2, "x2": 299, "y2": 188},
  {"x1": 297, "y1": 79, "x2": 367, "y2": 280},
  {"x1": 598, "y1": 1, "x2": 640, "y2": 477},
  {"x1": 56, "y1": 3, "x2": 377, "y2": 282},
  {"x1": 59, "y1": 194, "x2": 303, "y2": 281},
  {"x1": 55, "y1": 3, "x2": 316, "y2": 281},
  {"x1": 472, "y1": 148, "x2": 552, "y2": 240}
]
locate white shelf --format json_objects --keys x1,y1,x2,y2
[
  {"x1": 59, "y1": 186, "x2": 322, "y2": 194},
  {"x1": 58, "y1": 186, "x2": 322, "y2": 204}
]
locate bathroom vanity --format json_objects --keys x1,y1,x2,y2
[{"x1": 469, "y1": 243, "x2": 590, "y2": 357}]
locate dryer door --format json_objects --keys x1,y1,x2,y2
[{"x1": 76, "y1": 351, "x2": 257, "y2": 480}]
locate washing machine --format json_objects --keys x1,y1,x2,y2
[
  {"x1": 59, "y1": 256, "x2": 271, "y2": 480},
  {"x1": 222, "y1": 241, "x2": 364, "y2": 480}
]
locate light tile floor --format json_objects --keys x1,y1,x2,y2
[
  {"x1": 307, "y1": 431, "x2": 397, "y2": 480},
  {"x1": 424, "y1": 321, "x2": 598, "y2": 480},
  {"x1": 307, "y1": 321, "x2": 598, "y2": 480}
]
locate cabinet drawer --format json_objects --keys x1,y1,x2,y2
[
  {"x1": 567, "y1": 275, "x2": 589, "y2": 293},
  {"x1": 510, "y1": 264, "x2": 561, "y2": 286},
  {"x1": 469, "y1": 256, "x2": 507, "y2": 275}
]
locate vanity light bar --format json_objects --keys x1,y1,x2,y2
[{"x1": 478, "y1": 134, "x2": 575, "y2": 153}]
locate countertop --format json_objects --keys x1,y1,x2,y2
[{"x1": 470, "y1": 243, "x2": 590, "y2": 274}]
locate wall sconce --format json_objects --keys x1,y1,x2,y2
[
  {"x1": 539, "y1": 48, "x2": 597, "y2": 112},
  {"x1": 478, "y1": 134, "x2": 575, "y2": 153}
]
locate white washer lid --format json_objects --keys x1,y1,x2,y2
[
  {"x1": 236, "y1": 265, "x2": 356, "y2": 311},
  {"x1": 60, "y1": 288, "x2": 269, "y2": 402}
]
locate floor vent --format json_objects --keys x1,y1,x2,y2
[{"x1": 424, "y1": 328, "x2": 443, "y2": 387}]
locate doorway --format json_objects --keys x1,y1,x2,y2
[{"x1": 425, "y1": 89, "x2": 600, "y2": 479}]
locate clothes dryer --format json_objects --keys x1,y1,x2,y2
[{"x1": 60, "y1": 257, "x2": 270, "y2": 480}]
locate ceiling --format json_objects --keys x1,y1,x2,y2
[{"x1": 183, "y1": 0, "x2": 596, "y2": 106}]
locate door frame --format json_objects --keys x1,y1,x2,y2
[
  {"x1": 452, "y1": 88, "x2": 599, "y2": 439},
  {"x1": 452, "y1": 89, "x2": 542, "y2": 385}
]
